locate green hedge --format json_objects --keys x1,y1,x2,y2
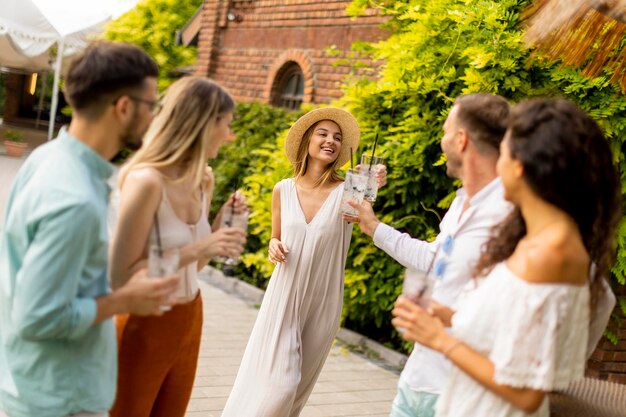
[{"x1": 212, "y1": 0, "x2": 626, "y2": 352}]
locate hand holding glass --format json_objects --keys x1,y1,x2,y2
[
  {"x1": 216, "y1": 204, "x2": 249, "y2": 265},
  {"x1": 396, "y1": 268, "x2": 435, "y2": 333},
  {"x1": 148, "y1": 245, "x2": 180, "y2": 310}
]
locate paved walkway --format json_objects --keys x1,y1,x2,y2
[
  {"x1": 188, "y1": 274, "x2": 399, "y2": 417},
  {"x1": 0, "y1": 152, "x2": 400, "y2": 417}
]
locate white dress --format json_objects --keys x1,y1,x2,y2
[
  {"x1": 222, "y1": 178, "x2": 352, "y2": 417},
  {"x1": 436, "y1": 263, "x2": 590, "y2": 417}
]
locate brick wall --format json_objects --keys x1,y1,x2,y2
[
  {"x1": 587, "y1": 284, "x2": 626, "y2": 384},
  {"x1": 194, "y1": 0, "x2": 387, "y2": 104}
]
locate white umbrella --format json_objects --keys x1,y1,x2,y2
[{"x1": 0, "y1": 0, "x2": 138, "y2": 139}]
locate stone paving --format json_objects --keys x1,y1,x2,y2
[{"x1": 187, "y1": 274, "x2": 399, "y2": 417}]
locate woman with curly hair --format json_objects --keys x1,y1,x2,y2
[{"x1": 392, "y1": 98, "x2": 621, "y2": 417}]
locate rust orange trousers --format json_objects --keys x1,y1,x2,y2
[{"x1": 110, "y1": 293, "x2": 203, "y2": 417}]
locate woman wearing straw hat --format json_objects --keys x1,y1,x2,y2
[
  {"x1": 108, "y1": 77, "x2": 247, "y2": 417},
  {"x1": 222, "y1": 107, "x2": 386, "y2": 417}
]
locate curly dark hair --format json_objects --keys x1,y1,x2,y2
[{"x1": 474, "y1": 98, "x2": 621, "y2": 308}]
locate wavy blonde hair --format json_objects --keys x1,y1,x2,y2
[
  {"x1": 119, "y1": 77, "x2": 234, "y2": 191},
  {"x1": 293, "y1": 121, "x2": 343, "y2": 187}
]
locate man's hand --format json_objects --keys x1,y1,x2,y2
[{"x1": 344, "y1": 199, "x2": 380, "y2": 237}]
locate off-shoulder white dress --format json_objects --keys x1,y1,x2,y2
[
  {"x1": 222, "y1": 178, "x2": 352, "y2": 417},
  {"x1": 436, "y1": 262, "x2": 590, "y2": 417}
]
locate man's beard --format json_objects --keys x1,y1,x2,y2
[{"x1": 120, "y1": 111, "x2": 145, "y2": 151}]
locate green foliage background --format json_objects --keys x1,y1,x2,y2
[
  {"x1": 103, "y1": 0, "x2": 203, "y2": 91},
  {"x1": 219, "y1": 0, "x2": 626, "y2": 351}
]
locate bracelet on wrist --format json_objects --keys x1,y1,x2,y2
[{"x1": 443, "y1": 340, "x2": 463, "y2": 358}]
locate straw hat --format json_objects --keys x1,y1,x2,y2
[{"x1": 284, "y1": 107, "x2": 360, "y2": 167}]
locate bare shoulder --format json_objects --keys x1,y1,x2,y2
[
  {"x1": 524, "y1": 231, "x2": 589, "y2": 285},
  {"x1": 123, "y1": 167, "x2": 162, "y2": 195},
  {"x1": 272, "y1": 182, "x2": 282, "y2": 196}
]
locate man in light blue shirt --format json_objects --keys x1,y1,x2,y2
[{"x1": 0, "y1": 41, "x2": 179, "y2": 417}]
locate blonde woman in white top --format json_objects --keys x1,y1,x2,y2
[
  {"x1": 109, "y1": 77, "x2": 246, "y2": 417},
  {"x1": 392, "y1": 98, "x2": 621, "y2": 417}
]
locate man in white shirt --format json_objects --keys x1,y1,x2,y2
[
  {"x1": 351, "y1": 93, "x2": 512, "y2": 417},
  {"x1": 352, "y1": 94, "x2": 617, "y2": 416}
]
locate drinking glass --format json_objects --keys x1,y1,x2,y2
[
  {"x1": 216, "y1": 205, "x2": 249, "y2": 266},
  {"x1": 148, "y1": 245, "x2": 180, "y2": 310},
  {"x1": 396, "y1": 268, "x2": 435, "y2": 333},
  {"x1": 402, "y1": 268, "x2": 434, "y2": 308},
  {"x1": 341, "y1": 169, "x2": 369, "y2": 219},
  {"x1": 359, "y1": 154, "x2": 384, "y2": 202}
]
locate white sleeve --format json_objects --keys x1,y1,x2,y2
[{"x1": 372, "y1": 222, "x2": 440, "y2": 272}]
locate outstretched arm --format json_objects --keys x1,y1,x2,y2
[{"x1": 347, "y1": 199, "x2": 440, "y2": 271}]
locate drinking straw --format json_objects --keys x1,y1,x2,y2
[
  {"x1": 154, "y1": 213, "x2": 163, "y2": 257},
  {"x1": 368, "y1": 131, "x2": 379, "y2": 174},
  {"x1": 371, "y1": 130, "x2": 379, "y2": 160},
  {"x1": 229, "y1": 180, "x2": 238, "y2": 225},
  {"x1": 350, "y1": 147, "x2": 354, "y2": 170}
]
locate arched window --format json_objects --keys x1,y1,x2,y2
[{"x1": 271, "y1": 63, "x2": 304, "y2": 110}]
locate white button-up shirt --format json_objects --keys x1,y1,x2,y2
[{"x1": 373, "y1": 177, "x2": 512, "y2": 394}]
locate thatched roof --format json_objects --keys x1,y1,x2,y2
[{"x1": 523, "y1": 0, "x2": 626, "y2": 90}]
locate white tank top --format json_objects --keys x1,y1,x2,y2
[{"x1": 150, "y1": 185, "x2": 212, "y2": 302}]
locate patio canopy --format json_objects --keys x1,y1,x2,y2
[{"x1": 0, "y1": 0, "x2": 138, "y2": 139}]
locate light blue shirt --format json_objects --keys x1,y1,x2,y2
[{"x1": 0, "y1": 131, "x2": 116, "y2": 417}]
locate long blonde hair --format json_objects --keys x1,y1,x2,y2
[
  {"x1": 119, "y1": 77, "x2": 235, "y2": 191},
  {"x1": 293, "y1": 121, "x2": 343, "y2": 187}
]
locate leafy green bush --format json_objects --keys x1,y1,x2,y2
[
  {"x1": 103, "y1": 0, "x2": 202, "y2": 91},
  {"x1": 4, "y1": 129, "x2": 24, "y2": 143}
]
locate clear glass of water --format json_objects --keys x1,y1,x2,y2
[
  {"x1": 402, "y1": 268, "x2": 434, "y2": 308},
  {"x1": 359, "y1": 154, "x2": 384, "y2": 202},
  {"x1": 148, "y1": 245, "x2": 180, "y2": 310},
  {"x1": 216, "y1": 205, "x2": 248, "y2": 265},
  {"x1": 341, "y1": 169, "x2": 369, "y2": 219},
  {"x1": 396, "y1": 268, "x2": 435, "y2": 333}
]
